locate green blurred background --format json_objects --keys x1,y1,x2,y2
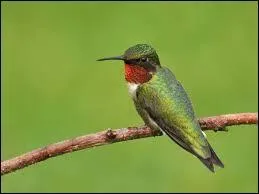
[{"x1": 1, "y1": 2, "x2": 258, "y2": 192}]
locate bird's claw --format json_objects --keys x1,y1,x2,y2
[{"x1": 213, "y1": 126, "x2": 228, "y2": 132}]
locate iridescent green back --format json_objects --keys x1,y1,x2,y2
[{"x1": 135, "y1": 66, "x2": 210, "y2": 158}]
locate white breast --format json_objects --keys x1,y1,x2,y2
[{"x1": 127, "y1": 83, "x2": 139, "y2": 99}]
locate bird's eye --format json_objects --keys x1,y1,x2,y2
[{"x1": 141, "y1": 57, "x2": 147, "y2": 62}]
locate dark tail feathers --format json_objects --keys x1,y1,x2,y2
[{"x1": 198, "y1": 143, "x2": 224, "y2": 173}]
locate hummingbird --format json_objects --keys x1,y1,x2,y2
[{"x1": 97, "y1": 44, "x2": 224, "y2": 172}]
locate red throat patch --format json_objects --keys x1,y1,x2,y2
[{"x1": 124, "y1": 64, "x2": 152, "y2": 84}]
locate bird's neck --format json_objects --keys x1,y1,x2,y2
[{"x1": 124, "y1": 64, "x2": 153, "y2": 84}]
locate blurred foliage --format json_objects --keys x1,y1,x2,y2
[{"x1": 1, "y1": 2, "x2": 258, "y2": 192}]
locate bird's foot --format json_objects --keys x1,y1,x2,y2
[{"x1": 213, "y1": 126, "x2": 228, "y2": 132}]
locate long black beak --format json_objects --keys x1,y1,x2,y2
[{"x1": 97, "y1": 55, "x2": 124, "y2": 61}]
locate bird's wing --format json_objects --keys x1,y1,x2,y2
[{"x1": 135, "y1": 67, "x2": 210, "y2": 159}]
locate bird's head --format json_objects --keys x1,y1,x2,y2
[{"x1": 97, "y1": 44, "x2": 160, "y2": 84}]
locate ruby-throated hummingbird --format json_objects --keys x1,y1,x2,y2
[{"x1": 97, "y1": 44, "x2": 224, "y2": 172}]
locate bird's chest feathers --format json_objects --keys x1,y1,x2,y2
[{"x1": 127, "y1": 82, "x2": 139, "y2": 99}]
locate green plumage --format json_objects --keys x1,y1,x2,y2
[
  {"x1": 124, "y1": 44, "x2": 157, "y2": 60},
  {"x1": 134, "y1": 66, "x2": 224, "y2": 172},
  {"x1": 134, "y1": 67, "x2": 210, "y2": 158}
]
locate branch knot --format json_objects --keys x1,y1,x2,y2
[{"x1": 106, "y1": 129, "x2": 117, "y2": 140}]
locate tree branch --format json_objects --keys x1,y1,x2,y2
[{"x1": 1, "y1": 112, "x2": 257, "y2": 176}]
